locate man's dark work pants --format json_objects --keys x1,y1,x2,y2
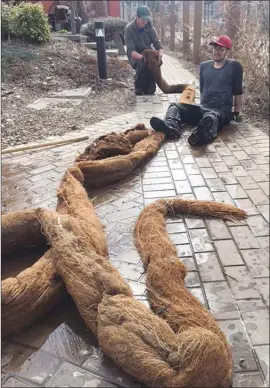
[{"x1": 131, "y1": 59, "x2": 156, "y2": 95}]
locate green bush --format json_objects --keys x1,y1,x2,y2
[
  {"x1": 1, "y1": 3, "x2": 13, "y2": 39},
  {"x1": 10, "y1": 2, "x2": 51, "y2": 43}
]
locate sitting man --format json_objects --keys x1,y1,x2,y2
[
  {"x1": 150, "y1": 35, "x2": 243, "y2": 146},
  {"x1": 124, "y1": 5, "x2": 163, "y2": 96}
]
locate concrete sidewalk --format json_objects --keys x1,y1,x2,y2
[{"x1": 2, "y1": 54, "x2": 269, "y2": 388}]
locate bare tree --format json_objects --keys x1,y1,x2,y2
[
  {"x1": 183, "y1": 0, "x2": 190, "y2": 53},
  {"x1": 193, "y1": 0, "x2": 203, "y2": 64},
  {"x1": 169, "y1": 0, "x2": 176, "y2": 51},
  {"x1": 225, "y1": 0, "x2": 241, "y2": 40},
  {"x1": 160, "y1": 2, "x2": 165, "y2": 45},
  {"x1": 82, "y1": 0, "x2": 108, "y2": 20}
]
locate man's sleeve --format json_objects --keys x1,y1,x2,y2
[
  {"x1": 150, "y1": 26, "x2": 163, "y2": 50},
  {"x1": 232, "y1": 61, "x2": 244, "y2": 95},
  {"x1": 124, "y1": 26, "x2": 136, "y2": 56},
  {"x1": 199, "y1": 63, "x2": 204, "y2": 94}
]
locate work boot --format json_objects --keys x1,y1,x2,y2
[
  {"x1": 188, "y1": 114, "x2": 219, "y2": 146},
  {"x1": 135, "y1": 88, "x2": 144, "y2": 96},
  {"x1": 150, "y1": 117, "x2": 181, "y2": 139}
]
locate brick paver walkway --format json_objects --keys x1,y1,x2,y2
[{"x1": 2, "y1": 54, "x2": 269, "y2": 388}]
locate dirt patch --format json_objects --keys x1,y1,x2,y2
[{"x1": 1, "y1": 40, "x2": 136, "y2": 149}]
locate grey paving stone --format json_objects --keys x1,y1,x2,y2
[
  {"x1": 204, "y1": 281, "x2": 239, "y2": 319},
  {"x1": 185, "y1": 271, "x2": 201, "y2": 287},
  {"x1": 143, "y1": 171, "x2": 171, "y2": 179},
  {"x1": 45, "y1": 362, "x2": 118, "y2": 387},
  {"x1": 206, "y1": 219, "x2": 231, "y2": 240},
  {"x1": 206, "y1": 178, "x2": 226, "y2": 192},
  {"x1": 218, "y1": 320, "x2": 259, "y2": 372},
  {"x1": 143, "y1": 183, "x2": 175, "y2": 191},
  {"x1": 143, "y1": 189, "x2": 176, "y2": 198},
  {"x1": 143, "y1": 177, "x2": 173, "y2": 185},
  {"x1": 196, "y1": 157, "x2": 211, "y2": 167},
  {"x1": 232, "y1": 150, "x2": 249, "y2": 160},
  {"x1": 258, "y1": 182, "x2": 270, "y2": 196},
  {"x1": 238, "y1": 302, "x2": 269, "y2": 346},
  {"x1": 240, "y1": 249, "x2": 269, "y2": 279},
  {"x1": 180, "y1": 256, "x2": 196, "y2": 270},
  {"x1": 246, "y1": 189, "x2": 269, "y2": 206},
  {"x1": 144, "y1": 165, "x2": 170, "y2": 173},
  {"x1": 165, "y1": 150, "x2": 179, "y2": 159},
  {"x1": 185, "y1": 216, "x2": 205, "y2": 229},
  {"x1": 168, "y1": 159, "x2": 183, "y2": 169},
  {"x1": 230, "y1": 226, "x2": 260, "y2": 249},
  {"x1": 195, "y1": 252, "x2": 224, "y2": 281},
  {"x1": 188, "y1": 174, "x2": 205, "y2": 187},
  {"x1": 200, "y1": 167, "x2": 218, "y2": 179},
  {"x1": 2, "y1": 377, "x2": 37, "y2": 387},
  {"x1": 255, "y1": 278, "x2": 269, "y2": 307},
  {"x1": 176, "y1": 244, "x2": 193, "y2": 258},
  {"x1": 248, "y1": 169, "x2": 269, "y2": 183},
  {"x1": 230, "y1": 166, "x2": 249, "y2": 177},
  {"x1": 222, "y1": 156, "x2": 241, "y2": 168},
  {"x1": 218, "y1": 171, "x2": 238, "y2": 184},
  {"x1": 171, "y1": 169, "x2": 187, "y2": 180},
  {"x1": 166, "y1": 222, "x2": 186, "y2": 233},
  {"x1": 188, "y1": 287, "x2": 206, "y2": 306},
  {"x1": 235, "y1": 198, "x2": 260, "y2": 216},
  {"x1": 175, "y1": 181, "x2": 192, "y2": 194},
  {"x1": 170, "y1": 232, "x2": 189, "y2": 245},
  {"x1": 212, "y1": 161, "x2": 230, "y2": 173},
  {"x1": 226, "y1": 185, "x2": 248, "y2": 199},
  {"x1": 247, "y1": 215, "x2": 269, "y2": 237},
  {"x1": 240, "y1": 159, "x2": 259, "y2": 171},
  {"x1": 2, "y1": 343, "x2": 61, "y2": 384},
  {"x1": 194, "y1": 186, "x2": 214, "y2": 200},
  {"x1": 257, "y1": 236, "x2": 270, "y2": 253},
  {"x1": 212, "y1": 191, "x2": 235, "y2": 205},
  {"x1": 180, "y1": 155, "x2": 195, "y2": 164},
  {"x1": 233, "y1": 372, "x2": 266, "y2": 387},
  {"x1": 225, "y1": 266, "x2": 261, "y2": 300},
  {"x1": 189, "y1": 228, "x2": 214, "y2": 252},
  {"x1": 184, "y1": 163, "x2": 200, "y2": 174},
  {"x1": 110, "y1": 261, "x2": 144, "y2": 282},
  {"x1": 237, "y1": 176, "x2": 259, "y2": 190},
  {"x1": 254, "y1": 345, "x2": 269, "y2": 386}
]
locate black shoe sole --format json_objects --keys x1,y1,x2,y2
[
  {"x1": 150, "y1": 117, "x2": 171, "y2": 136},
  {"x1": 188, "y1": 116, "x2": 216, "y2": 146}
]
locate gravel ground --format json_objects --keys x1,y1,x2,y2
[{"x1": 1, "y1": 40, "x2": 136, "y2": 149}]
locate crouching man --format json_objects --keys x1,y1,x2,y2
[
  {"x1": 124, "y1": 5, "x2": 164, "y2": 96},
  {"x1": 150, "y1": 35, "x2": 243, "y2": 146}
]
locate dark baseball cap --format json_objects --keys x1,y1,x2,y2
[
  {"x1": 209, "y1": 35, "x2": 232, "y2": 49},
  {"x1": 136, "y1": 5, "x2": 151, "y2": 20}
]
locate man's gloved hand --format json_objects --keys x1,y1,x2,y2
[{"x1": 233, "y1": 112, "x2": 243, "y2": 122}]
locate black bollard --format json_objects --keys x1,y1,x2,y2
[{"x1": 95, "y1": 21, "x2": 107, "y2": 80}]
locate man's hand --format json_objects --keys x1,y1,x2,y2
[
  {"x1": 159, "y1": 49, "x2": 164, "y2": 58},
  {"x1": 233, "y1": 112, "x2": 243, "y2": 122}
]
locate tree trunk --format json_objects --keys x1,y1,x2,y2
[
  {"x1": 225, "y1": 0, "x2": 241, "y2": 40},
  {"x1": 82, "y1": 0, "x2": 108, "y2": 20},
  {"x1": 160, "y1": 2, "x2": 165, "y2": 45},
  {"x1": 70, "y1": 1, "x2": 77, "y2": 35},
  {"x1": 183, "y1": 0, "x2": 190, "y2": 53},
  {"x1": 193, "y1": 0, "x2": 203, "y2": 65},
  {"x1": 169, "y1": 0, "x2": 176, "y2": 51}
]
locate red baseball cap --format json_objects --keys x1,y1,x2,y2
[{"x1": 209, "y1": 35, "x2": 232, "y2": 49}]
